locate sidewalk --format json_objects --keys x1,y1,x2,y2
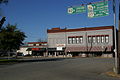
[{"x1": 106, "y1": 72, "x2": 120, "y2": 78}]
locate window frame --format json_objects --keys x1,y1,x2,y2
[
  {"x1": 33, "y1": 44, "x2": 36, "y2": 46},
  {"x1": 76, "y1": 37, "x2": 80, "y2": 44},
  {"x1": 101, "y1": 35, "x2": 104, "y2": 43},
  {"x1": 68, "y1": 37, "x2": 72, "y2": 44},
  {"x1": 79, "y1": 36, "x2": 83, "y2": 43},
  {"x1": 88, "y1": 36, "x2": 92, "y2": 43},
  {"x1": 96, "y1": 36, "x2": 100, "y2": 43},
  {"x1": 105, "y1": 35, "x2": 109, "y2": 43},
  {"x1": 72, "y1": 37, "x2": 76, "y2": 44},
  {"x1": 92, "y1": 36, "x2": 96, "y2": 43}
]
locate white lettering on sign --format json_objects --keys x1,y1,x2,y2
[{"x1": 57, "y1": 47, "x2": 62, "y2": 51}]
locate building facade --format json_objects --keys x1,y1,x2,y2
[
  {"x1": 17, "y1": 42, "x2": 48, "y2": 57},
  {"x1": 47, "y1": 26, "x2": 114, "y2": 57}
]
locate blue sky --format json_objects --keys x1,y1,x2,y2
[{"x1": 0, "y1": 0, "x2": 119, "y2": 42}]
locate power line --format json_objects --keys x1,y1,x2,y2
[{"x1": 68, "y1": 0, "x2": 111, "y2": 11}]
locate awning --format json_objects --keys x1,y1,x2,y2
[
  {"x1": 65, "y1": 47, "x2": 86, "y2": 52},
  {"x1": 87, "y1": 46, "x2": 112, "y2": 52},
  {"x1": 26, "y1": 48, "x2": 46, "y2": 51},
  {"x1": 65, "y1": 46, "x2": 112, "y2": 52}
]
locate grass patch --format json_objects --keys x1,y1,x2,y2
[
  {"x1": 0, "y1": 59, "x2": 16, "y2": 61},
  {"x1": 0, "y1": 59, "x2": 18, "y2": 64},
  {"x1": 0, "y1": 59, "x2": 17, "y2": 62}
]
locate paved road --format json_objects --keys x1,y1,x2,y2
[{"x1": 0, "y1": 58, "x2": 119, "y2": 80}]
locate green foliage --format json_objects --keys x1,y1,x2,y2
[
  {"x1": 0, "y1": 24, "x2": 26, "y2": 52},
  {"x1": 0, "y1": 0, "x2": 8, "y2": 4},
  {"x1": 0, "y1": 59, "x2": 17, "y2": 62},
  {"x1": 0, "y1": 0, "x2": 8, "y2": 16},
  {"x1": 0, "y1": 17, "x2": 6, "y2": 29}
]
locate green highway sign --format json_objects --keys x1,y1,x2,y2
[
  {"x1": 68, "y1": 6, "x2": 86, "y2": 14},
  {"x1": 87, "y1": 1, "x2": 109, "y2": 18}
]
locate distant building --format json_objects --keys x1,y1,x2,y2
[
  {"x1": 47, "y1": 26, "x2": 114, "y2": 57},
  {"x1": 17, "y1": 42, "x2": 47, "y2": 56}
]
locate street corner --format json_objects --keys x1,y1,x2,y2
[{"x1": 105, "y1": 71, "x2": 120, "y2": 78}]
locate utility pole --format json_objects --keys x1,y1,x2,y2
[
  {"x1": 118, "y1": 20, "x2": 120, "y2": 74},
  {"x1": 113, "y1": 0, "x2": 120, "y2": 74},
  {"x1": 118, "y1": 0, "x2": 120, "y2": 74}
]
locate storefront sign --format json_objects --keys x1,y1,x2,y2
[
  {"x1": 56, "y1": 44, "x2": 65, "y2": 47},
  {"x1": 32, "y1": 48, "x2": 40, "y2": 51},
  {"x1": 57, "y1": 47, "x2": 62, "y2": 51}
]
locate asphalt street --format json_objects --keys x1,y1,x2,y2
[{"x1": 0, "y1": 58, "x2": 119, "y2": 80}]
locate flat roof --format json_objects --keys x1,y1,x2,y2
[
  {"x1": 28, "y1": 42, "x2": 47, "y2": 44},
  {"x1": 47, "y1": 26, "x2": 114, "y2": 33}
]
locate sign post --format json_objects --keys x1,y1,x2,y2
[
  {"x1": 87, "y1": 1, "x2": 109, "y2": 18},
  {"x1": 68, "y1": 0, "x2": 120, "y2": 74},
  {"x1": 113, "y1": 0, "x2": 120, "y2": 74},
  {"x1": 68, "y1": 5, "x2": 86, "y2": 14},
  {"x1": 118, "y1": 1, "x2": 120, "y2": 74}
]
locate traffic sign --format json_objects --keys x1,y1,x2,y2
[
  {"x1": 68, "y1": 6, "x2": 86, "y2": 14},
  {"x1": 87, "y1": 1, "x2": 109, "y2": 18}
]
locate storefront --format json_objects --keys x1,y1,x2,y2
[
  {"x1": 47, "y1": 48, "x2": 65, "y2": 57},
  {"x1": 27, "y1": 48, "x2": 47, "y2": 57},
  {"x1": 32, "y1": 48, "x2": 46, "y2": 56}
]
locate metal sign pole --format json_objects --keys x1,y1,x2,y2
[
  {"x1": 118, "y1": 0, "x2": 120, "y2": 73},
  {"x1": 113, "y1": 0, "x2": 120, "y2": 74}
]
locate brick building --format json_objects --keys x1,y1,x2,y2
[{"x1": 47, "y1": 26, "x2": 114, "y2": 57}]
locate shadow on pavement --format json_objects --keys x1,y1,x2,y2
[
  {"x1": 0, "y1": 57, "x2": 76, "y2": 65},
  {"x1": 18, "y1": 58, "x2": 66, "y2": 63}
]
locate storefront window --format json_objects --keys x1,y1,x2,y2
[{"x1": 33, "y1": 44, "x2": 36, "y2": 46}]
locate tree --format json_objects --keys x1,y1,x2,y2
[
  {"x1": 0, "y1": 0, "x2": 8, "y2": 13},
  {"x1": 0, "y1": 17, "x2": 6, "y2": 29},
  {"x1": 0, "y1": 0, "x2": 8, "y2": 27},
  {"x1": 0, "y1": 0, "x2": 8, "y2": 4},
  {"x1": 0, "y1": 0, "x2": 8, "y2": 28},
  {"x1": 0, "y1": 24, "x2": 26, "y2": 56}
]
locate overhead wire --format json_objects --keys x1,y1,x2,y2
[{"x1": 68, "y1": 0, "x2": 111, "y2": 8}]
